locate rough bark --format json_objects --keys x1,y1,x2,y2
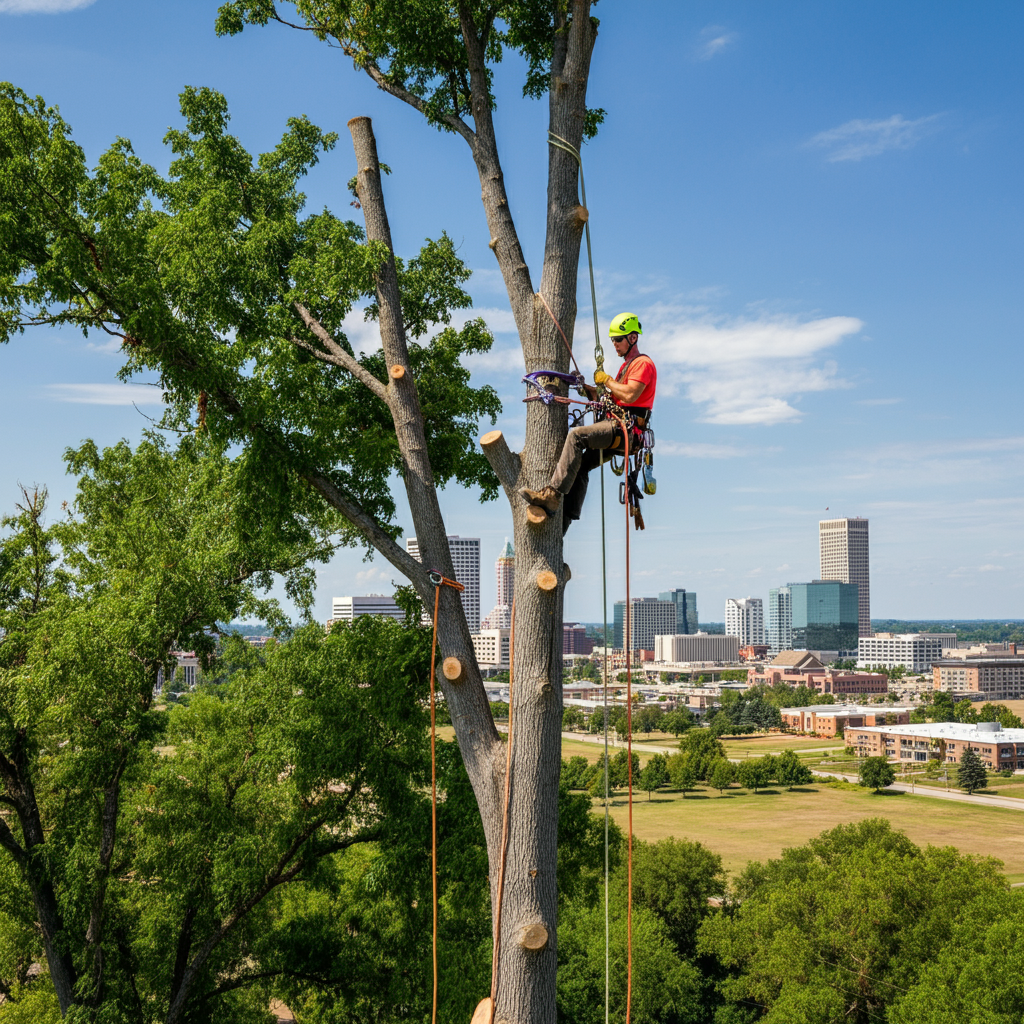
[
  {"x1": 0, "y1": 747, "x2": 78, "y2": 1014},
  {"x1": 345, "y1": 7, "x2": 598, "y2": 1021}
]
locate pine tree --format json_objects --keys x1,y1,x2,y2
[{"x1": 956, "y1": 747, "x2": 988, "y2": 794}]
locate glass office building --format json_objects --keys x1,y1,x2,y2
[
  {"x1": 790, "y1": 580, "x2": 860, "y2": 652},
  {"x1": 658, "y1": 589, "x2": 698, "y2": 634}
]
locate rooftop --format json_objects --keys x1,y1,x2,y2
[
  {"x1": 780, "y1": 703, "x2": 913, "y2": 715},
  {"x1": 846, "y1": 721, "x2": 1024, "y2": 742}
]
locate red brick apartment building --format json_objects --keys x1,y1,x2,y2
[
  {"x1": 780, "y1": 704, "x2": 911, "y2": 738},
  {"x1": 749, "y1": 652, "x2": 888, "y2": 696},
  {"x1": 932, "y1": 657, "x2": 1024, "y2": 701},
  {"x1": 844, "y1": 721, "x2": 1024, "y2": 769}
]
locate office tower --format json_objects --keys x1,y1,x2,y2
[
  {"x1": 562, "y1": 623, "x2": 595, "y2": 655},
  {"x1": 331, "y1": 595, "x2": 405, "y2": 622},
  {"x1": 725, "y1": 597, "x2": 765, "y2": 646},
  {"x1": 658, "y1": 589, "x2": 698, "y2": 634},
  {"x1": 790, "y1": 580, "x2": 860, "y2": 652},
  {"x1": 768, "y1": 586, "x2": 793, "y2": 653},
  {"x1": 481, "y1": 538, "x2": 515, "y2": 629},
  {"x1": 819, "y1": 517, "x2": 871, "y2": 638},
  {"x1": 406, "y1": 535, "x2": 481, "y2": 631},
  {"x1": 613, "y1": 597, "x2": 678, "y2": 651}
]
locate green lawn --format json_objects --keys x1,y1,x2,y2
[{"x1": 590, "y1": 782, "x2": 1024, "y2": 880}]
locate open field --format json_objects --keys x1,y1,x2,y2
[
  {"x1": 440, "y1": 727, "x2": 1024, "y2": 881},
  {"x1": 595, "y1": 784, "x2": 1024, "y2": 882}
]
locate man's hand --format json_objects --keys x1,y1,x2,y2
[{"x1": 594, "y1": 370, "x2": 611, "y2": 385}]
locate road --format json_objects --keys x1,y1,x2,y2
[{"x1": 815, "y1": 771, "x2": 1024, "y2": 812}]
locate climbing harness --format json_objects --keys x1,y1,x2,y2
[{"x1": 427, "y1": 569, "x2": 465, "y2": 1024}]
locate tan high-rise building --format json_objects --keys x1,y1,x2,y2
[{"x1": 819, "y1": 517, "x2": 870, "y2": 638}]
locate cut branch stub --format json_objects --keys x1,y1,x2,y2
[
  {"x1": 525, "y1": 505, "x2": 548, "y2": 525},
  {"x1": 389, "y1": 364, "x2": 406, "y2": 379},
  {"x1": 479, "y1": 430, "x2": 521, "y2": 499},
  {"x1": 563, "y1": 563, "x2": 572, "y2": 582},
  {"x1": 536, "y1": 570, "x2": 558, "y2": 592},
  {"x1": 518, "y1": 922, "x2": 549, "y2": 951},
  {"x1": 442, "y1": 657, "x2": 465, "y2": 683},
  {"x1": 470, "y1": 998, "x2": 493, "y2": 1024},
  {"x1": 572, "y1": 204, "x2": 588, "y2": 224}
]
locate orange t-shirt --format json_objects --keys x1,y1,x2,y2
[{"x1": 614, "y1": 354, "x2": 656, "y2": 409}]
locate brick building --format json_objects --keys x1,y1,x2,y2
[
  {"x1": 932, "y1": 657, "x2": 1024, "y2": 701},
  {"x1": 844, "y1": 720, "x2": 1024, "y2": 769},
  {"x1": 749, "y1": 652, "x2": 888, "y2": 696},
  {"x1": 780, "y1": 703, "x2": 911, "y2": 737},
  {"x1": 563, "y1": 623, "x2": 595, "y2": 655}
]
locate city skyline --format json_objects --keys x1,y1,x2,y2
[{"x1": 1, "y1": 3, "x2": 1019, "y2": 626}]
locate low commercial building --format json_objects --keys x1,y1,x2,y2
[
  {"x1": 750, "y1": 653, "x2": 888, "y2": 696},
  {"x1": 654, "y1": 633, "x2": 740, "y2": 664},
  {"x1": 472, "y1": 628, "x2": 510, "y2": 669},
  {"x1": 931, "y1": 657, "x2": 1024, "y2": 701},
  {"x1": 331, "y1": 594, "x2": 405, "y2": 622},
  {"x1": 844, "y1": 720, "x2": 1024, "y2": 769},
  {"x1": 780, "y1": 703, "x2": 912, "y2": 737},
  {"x1": 739, "y1": 644, "x2": 769, "y2": 662},
  {"x1": 857, "y1": 633, "x2": 956, "y2": 673}
]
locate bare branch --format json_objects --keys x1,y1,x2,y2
[
  {"x1": 303, "y1": 471, "x2": 429, "y2": 594},
  {"x1": 360, "y1": 59, "x2": 476, "y2": 147},
  {"x1": 290, "y1": 303, "x2": 388, "y2": 400}
]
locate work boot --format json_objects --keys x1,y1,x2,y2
[{"x1": 519, "y1": 485, "x2": 561, "y2": 514}]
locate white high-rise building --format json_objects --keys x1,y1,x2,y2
[
  {"x1": 820, "y1": 517, "x2": 871, "y2": 638},
  {"x1": 725, "y1": 597, "x2": 765, "y2": 646},
  {"x1": 481, "y1": 538, "x2": 515, "y2": 629},
  {"x1": 406, "y1": 535, "x2": 481, "y2": 632},
  {"x1": 331, "y1": 595, "x2": 405, "y2": 622}
]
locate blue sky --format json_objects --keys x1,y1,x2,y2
[{"x1": 1, "y1": 0, "x2": 1021, "y2": 625}]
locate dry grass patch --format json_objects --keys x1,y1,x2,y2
[{"x1": 594, "y1": 784, "x2": 1024, "y2": 880}]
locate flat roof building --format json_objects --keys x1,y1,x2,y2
[
  {"x1": 844, "y1": 720, "x2": 1024, "y2": 770},
  {"x1": 331, "y1": 595, "x2": 405, "y2": 622},
  {"x1": 858, "y1": 633, "x2": 956, "y2": 673},
  {"x1": 932, "y1": 657, "x2": 1024, "y2": 701},
  {"x1": 472, "y1": 628, "x2": 510, "y2": 669},
  {"x1": 780, "y1": 703, "x2": 912, "y2": 737},
  {"x1": 654, "y1": 633, "x2": 740, "y2": 664}
]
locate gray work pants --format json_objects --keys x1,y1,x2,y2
[{"x1": 550, "y1": 418, "x2": 622, "y2": 533}]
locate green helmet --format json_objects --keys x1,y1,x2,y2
[{"x1": 609, "y1": 312, "x2": 642, "y2": 338}]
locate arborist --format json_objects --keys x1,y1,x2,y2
[{"x1": 520, "y1": 312, "x2": 657, "y2": 534}]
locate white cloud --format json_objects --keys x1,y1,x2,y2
[
  {"x1": 657, "y1": 442, "x2": 743, "y2": 459},
  {"x1": 355, "y1": 567, "x2": 390, "y2": 586},
  {"x1": 44, "y1": 383, "x2": 164, "y2": 405},
  {"x1": 808, "y1": 114, "x2": 944, "y2": 162},
  {"x1": 696, "y1": 25, "x2": 736, "y2": 60},
  {"x1": 978, "y1": 564, "x2": 1004, "y2": 572},
  {"x1": 858, "y1": 397, "x2": 902, "y2": 406},
  {"x1": 0, "y1": 0, "x2": 95, "y2": 12},
  {"x1": 641, "y1": 304, "x2": 862, "y2": 425}
]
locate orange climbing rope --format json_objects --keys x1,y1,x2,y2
[
  {"x1": 621, "y1": 419, "x2": 635, "y2": 1024},
  {"x1": 428, "y1": 570, "x2": 464, "y2": 1024},
  {"x1": 488, "y1": 596, "x2": 516, "y2": 1023}
]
